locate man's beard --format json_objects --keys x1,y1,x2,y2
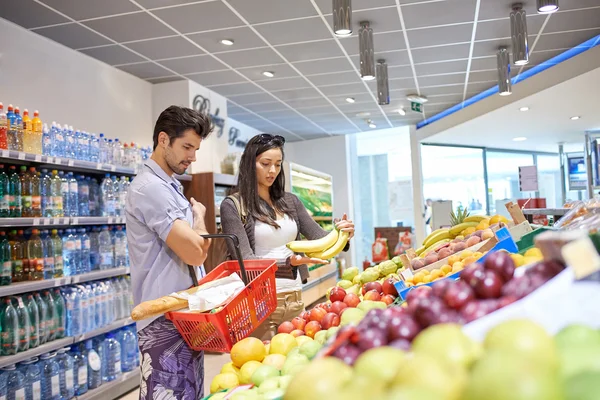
[{"x1": 165, "y1": 152, "x2": 187, "y2": 175}]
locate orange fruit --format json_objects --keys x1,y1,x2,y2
[{"x1": 230, "y1": 337, "x2": 267, "y2": 368}]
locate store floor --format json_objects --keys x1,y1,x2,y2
[{"x1": 117, "y1": 352, "x2": 230, "y2": 399}]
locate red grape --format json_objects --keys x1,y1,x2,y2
[
  {"x1": 474, "y1": 270, "x2": 503, "y2": 299},
  {"x1": 356, "y1": 329, "x2": 387, "y2": 351},
  {"x1": 484, "y1": 251, "x2": 515, "y2": 282},
  {"x1": 460, "y1": 299, "x2": 500, "y2": 322},
  {"x1": 463, "y1": 264, "x2": 486, "y2": 287},
  {"x1": 388, "y1": 339, "x2": 412, "y2": 351},
  {"x1": 414, "y1": 297, "x2": 449, "y2": 328},
  {"x1": 501, "y1": 275, "x2": 532, "y2": 299},
  {"x1": 333, "y1": 344, "x2": 362, "y2": 365},
  {"x1": 388, "y1": 314, "x2": 421, "y2": 342},
  {"x1": 433, "y1": 309, "x2": 464, "y2": 325},
  {"x1": 431, "y1": 279, "x2": 453, "y2": 298},
  {"x1": 444, "y1": 281, "x2": 475, "y2": 310}
]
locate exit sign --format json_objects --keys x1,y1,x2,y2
[{"x1": 411, "y1": 101, "x2": 422, "y2": 113}]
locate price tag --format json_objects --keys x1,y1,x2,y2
[
  {"x1": 72, "y1": 218, "x2": 79, "y2": 225},
  {"x1": 108, "y1": 217, "x2": 114, "y2": 224},
  {"x1": 111, "y1": 166, "x2": 116, "y2": 172},
  {"x1": 52, "y1": 218, "x2": 59, "y2": 225},
  {"x1": 43, "y1": 218, "x2": 50, "y2": 225},
  {"x1": 55, "y1": 158, "x2": 62, "y2": 164},
  {"x1": 401, "y1": 268, "x2": 414, "y2": 281},
  {"x1": 34, "y1": 155, "x2": 42, "y2": 162},
  {"x1": 18, "y1": 152, "x2": 25, "y2": 160},
  {"x1": 97, "y1": 163, "x2": 102, "y2": 170},
  {"x1": 33, "y1": 218, "x2": 40, "y2": 226},
  {"x1": 1, "y1": 150, "x2": 9, "y2": 157},
  {"x1": 68, "y1": 160, "x2": 74, "y2": 166}
]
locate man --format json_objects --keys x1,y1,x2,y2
[{"x1": 126, "y1": 106, "x2": 212, "y2": 400}]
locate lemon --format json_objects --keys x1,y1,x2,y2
[{"x1": 210, "y1": 373, "x2": 239, "y2": 393}]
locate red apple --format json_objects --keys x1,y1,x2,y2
[
  {"x1": 330, "y1": 301, "x2": 348, "y2": 315},
  {"x1": 381, "y1": 294, "x2": 396, "y2": 305},
  {"x1": 363, "y1": 290, "x2": 381, "y2": 302},
  {"x1": 343, "y1": 293, "x2": 361, "y2": 308},
  {"x1": 290, "y1": 329, "x2": 305, "y2": 337},
  {"x1": 299, "y1": 311, "x2": 310, "y2": 322},
  {"x1": 322, "y1": 303, "x2": 333, "y2": 313},
  {"x1": 321, "y1": 312, "x2": 340, "y2": 329},
  {"x1": 382, "y1": 278, "x2": 399, "y2": 296},
  {"x1": 329, "y1": 287, "x2": 347, "y2": 303},
  {"x1": 304, "y1": 321, "x2": 322, "y2": 338},
  {"x1": 362, "y1": 281, "x2": 383, "y2": 296},
  {"x1": 291, "y1": 317, "x2": 306, "y2": 331},
  {"x1": 277, "y1": 321, "x2": 294, "y2": 334},
  {"x1": 309, "y1": 307, "x2": 327, "y2": 323}
]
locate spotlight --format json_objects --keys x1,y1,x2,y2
[
  {"x1": 537, "y1": 0, "x2": 559, "y2": 13},
  {"x1": 376, "y1": 60, "x2": 390, "y2": 105},
  {"x1": 220, "y1": 39, "x2": 234, "y2": 46},
  {"x1": 359, "y1": 21, "x2": 375, "y2": 81},
  {"x1": 510, "y1": 4, "x2": 529, "y2": 65},
  {"x1": 497, "y1": 47, "x2": 512, "y2": 96},
  {"x1": 333, "y1": 0, "x2": 352, "y2": 37},
  {"x1": 262, "y1": 71, "x2": 275, "y2": 78}
]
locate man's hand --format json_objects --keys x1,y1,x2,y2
[
  {"x1": 335, "y1": 213, "x2": 355, "y2": 239},
  {"x1": 190, "y1": 197, "x2": 208, "y2": 234}
]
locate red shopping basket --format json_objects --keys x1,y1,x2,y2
[{"x1": 165, "y1": 234, "x2": 278, "y2": 353}]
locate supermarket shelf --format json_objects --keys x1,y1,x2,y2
[
  {"x1": 0, "y1": 276, "x2": 72, "y2": 297},
  {"x1": 0, "y1": 268, "x2": 129, "y2": 297},
  {"x1": 71, "y1": 268, "x2": 130, "y2": 284},
  {"x1": 73, "y1": 318, "x2": 135, "y2": 343},
  {"x1": 0, "y1": 337, "x2": 73, "y2": 368},
  {"x1": 0, "y1": 317, "x2": 136, "y2": 369},
  {"x1": 521, "y1": 208, "x2": 568, "y2": 216},
  {"x1": 0, "y1": 150, "x2": 135, "y2": 176},
  {"x1": 214, "y1": 173, "x2": 237, "y2": 187},
  {"x1": 77, "y1": 370, "x2": 140, "y2": 400},
  {"x1": 0, "y1": 217, "x2": 126, "y2": 228}
]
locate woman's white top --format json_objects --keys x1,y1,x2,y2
[{"x1": 254, "y1": 214, "x2": 303, "y2": 293}]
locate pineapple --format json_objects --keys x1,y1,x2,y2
[{"x1": 450, "y1": 207, "x2": 470, "y2": 226}]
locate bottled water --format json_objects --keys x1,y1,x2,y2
[
  {"x1": 104, "y1": 282, "x2": 115, "y2": 324},
  {"x1": 106, "y1": 140, "x2": 114, "y2": 164},
  {"x1": 113, "y1": 226, "x2": 127, "y2": 268},
  {"x1": 41, "y1": 230, "x2": 55, "y2": 280},
  {"x1": 119, "y1": 277, "x2": 132, "y2": 316},
  {"x1": 27, "y1": 230, "x2": 44, "y2": 281},
  {"x1": 87, "y1": 339, "x2": 103, "y2": 389},
  {"x1": 62, "y1": 230, "x2": 77, "y2": 276},
  {"x1": 75, "y1": 286, "x2": 89, "y2": 334},
  {"x1": 113, "y1": 138, "x2": 122, "y2": 166},
  {"x1": 85, "y1": 284, "x2": 95, "y2": 331},
  {"x1": 40, "y1": 353, "x2": 60, "y2": 400},
  {"x1": 50, "y1": 123, "x2": 62, "y2": 158},
  {"x1": 58, "y1": 172, "x2": 69, "y2": 217},
  {"x1": 24, "y1": 294, "x2": 39, "y2": 350},
  {"x1": 33, "y1": 293, "x2": 48, "y2": 346},
  {"x1": 41, "y1": 291, "x2": 56, "y2": 343},
  {"x1": 1, "y1": 297, "x2": 19, "y2": 355},
  {"x1": 79, "y1": 229, "x2": 91, "y2": 274},
  {"x1": 57, "y1": 348, "x2": 75, "y2": 400},
  {"x1": 100, "y1": 175, "x2": 115, "y2": 217},
  {"x1": 2, "y1": 365, "x2": 25, "y2": 400},
  {"x1": 0, "y1": 231, "x2": 11, "y2": 286},
  {"x1": 89, "y1": 134, "x2": 99, "y2": 163},
  {"x1": 72, "y1": 231, "x2": 82, "y2": 275},
  {"x1": 50, "y1": 230, "x2": 63, "y2": 278},
  {"x1": 42, "y1": 123, "x2": 51, "y2": 156},
  {"x1": 13, "y1": 296, "x2": 31, "y2": 353},
  {"x1": 70, "y1": 344, "x2": 88, "y2": 396},
  {"x1": 67, "y1": 173, "x2": 78, "y2": 217},
  {"x1": 40, "y1": 169, "x2": 53, "y2": 218},
  {"x1": 87, "y1": 178, "x2": 99, "y2": 217},
  {"x1": 98, "y1": 226, "x2": 113, "y2": 270},
  {"x1": 117, "y1": 176, "x2": 129, "y2": 216},
  {"x1": 92, "y1": 283, "x2": 105, "y2": 328},
  {"x1": 98, "y1": 134, "x2": 107, "y2": 164},
  {"x1": 89, "y1": 227, "x2": 100, "y2": 271},
  {"x1": 52, "y1": 289, "x2": 66, "y2": 340},
  {"x1": 119, "y1": 328, "x2": 136, "y2": 373},
  {"x1": 61, "y1": 287, "x2": 81, "y2": 337},
  {"x1": 49, "y1": 171, "x2": 62, "y2": 218},
  {"x1": 64, "y1": 126, "x2": 75, "y2": 159},
  {"x1": 77, "y1": 176, "x2": 89, "y2": 217},
  {"x1": 18, "y1": 357, "x2": 41, "y2": 400},
  {"x1": 110, "y1": 279, "x2": 122, "y2": 320},
  {"x1": 103, "y1": 333, "x2": 121, "y2": 382},
  {"x1": 79, "y1": 131, "x2": 90, "y2": 161}
]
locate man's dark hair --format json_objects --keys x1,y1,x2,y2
[{"x1": 153, "y1": 105, "x2": 212, "y2": 150}]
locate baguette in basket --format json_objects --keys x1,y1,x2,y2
[{"x1": 131, "y1": 274, "x2": 245, "y2": 321}]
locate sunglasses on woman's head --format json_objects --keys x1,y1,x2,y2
[{"x1": 256, "y1": 134, "x2": 285, "y2": 144}]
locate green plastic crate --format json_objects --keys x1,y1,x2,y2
[{"x1": 516, "y1": 227, "x2": 554, "y2": 254}]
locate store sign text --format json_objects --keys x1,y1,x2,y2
[{"x1": 192, "y1": 94, "x2": 225, "y2": 138}]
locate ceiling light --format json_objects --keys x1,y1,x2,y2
[
  {"x1": 537, "y1": 0, "x2": 559, "y2": 13},
  {"x1": 510, "y1": 4, "x2": 529, "y2": 65},
  {"x1": 376, "y1": 60, "x2": 390, "y2": 105},
  {"x1": 367, "y1": 120, "x2": 377, "y2": 129},
  {"x1": 406, "y1": 94, "x2": 428, "y2": 103},
  {"x1": 571, "y1": 116, "x2": 581, "y2": 120},
  {"x1": 262, "y1": 71, "x2": 275, "y2": 78},
  {"x1": 359, "y1": 21, "x2": 375, "y2": 81},
  {"x1": 513, "y1": 137, "x2": 527, "y2": 141},
  {"x1": 332, "y1": 0, "x2": 352, "y2": 37},
  {"x1": 345, "y1": 97, "x2": 355, "y2": 103},
  {"x1": 356, "y1": 112, "x2": 371, "y2": 118},
  {"x1": 220, "y1": 39, "x2": 234, "y2": 46},
  {"x1": 497, "y1": 47, "x2": 512, "y2": 96},
  {"x1": 397, "y1": 108, "x2": 406, "y2": 116},
  {"x1": 519, "y1": 106, "x2": 529, "y2": 111}
]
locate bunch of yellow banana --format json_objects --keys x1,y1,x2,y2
[
  {"x1": 286, "y1": 228, "x2": 349, "y2": 260},
  {"x1": 449, "y1": 215, "x2": 491, "y2": 237}
]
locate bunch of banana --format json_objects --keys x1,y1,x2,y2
[
  {"x1": 422, "y1": 228, "x2": 450, "y2": 248},
  {"x1": 286, "y1": 228, "x2": 349, "y2": 260}
]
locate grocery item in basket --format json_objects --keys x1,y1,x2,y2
[{"x1": 172, "y1": 273, "x2": 245, "y2": 313}]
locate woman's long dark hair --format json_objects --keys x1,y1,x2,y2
[{"x1": 234, "y1": 134, "x2": 293, "y2": 228}]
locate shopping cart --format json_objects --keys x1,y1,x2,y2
[{"x1": 165, "y1": 234, "x2": 278, "y2": 353}]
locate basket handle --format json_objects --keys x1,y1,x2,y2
[{"x1": 188, "y1": 233, "x2": 249, "y2": 286}]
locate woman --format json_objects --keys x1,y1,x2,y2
[{"x1": 220, "y1": 134, "x2": 354, "y2": 340}]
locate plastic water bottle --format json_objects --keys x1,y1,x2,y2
[
  {"x1": 89, "y1": 228, "x2": 100, "y2": 271},
  {"x1": 106, "y1": 140, "x2": 114, "y2": 164},
  {"x1": 112, "y1": 139, "x2": 122, "y2": 166},
  {"x1": 72, "y1": 230, "x2": 82, "y2": 275},
  {"x1": 52, "y1": 289, "x2": 66, "y2": 340},
  {"x1": 111, "y1": 279, "x2": 123, "y2": 320},
  {"x1": 0, "y1": 165, "x2": 9, "y2": 218},
  {"x1": 64, "y1": 126, "x2": 74, "y2": 159},
  {"x1": 24, "y1": 295, "x2": 39, "y2": 350},
  {"x1": 40, "y1": 230, "x2": 54, "y2": 280},
  {"x1": 85, "y1": 340, "x2": 102, "y2": 389},
  {"x1": 57, "y1": 348, "x2": 75, "y2": 400},
  {"x1": 2, "y1": 365, "x2": 25, "y2": 400},
  {"x1": 73, "y1": 131, "x2": 82, "y2": 160},
  {"x1": 84, "y1": 285, "x2": 95, "y2": 331},
  {"x1": 62, "y1": 287, "x2": 81, "y2": 337},
  {"x1": 98, "y1": 134, "x2": 107, "y2": 164},
  {"x1": 11, "y1": 107, "x2": 24, "y2": 152},
  {"x1": 50, "y1": 123, "x2": 62, "y2": 158},
  {"x1": 42, "y1": 123, "x2": 51, "y2": 156},
  {"x1": 77, "y1": 176, "x2": 89, "y2": 217},
  {"x1": 40, "y1": 170, "x2": 52, "y2": 217},
  {"x1": 27, "y1": 230, "x2": 44, "y2": 281},
  {"x1": 50, "y1": 230, "x2": 63, "y2": 278},
  {"x1": 89, "y1": 135, "x2": 99, "y2": 163},
  {"x1": 117, "y1": 177, "x2": 129, "y2": 216},
  {"x1": 18, "y1": 357, "x2": 41, "y2": 400},
  {"x1": 66, "y1": 173, "x2": 78, "y2": 217},
  {"x1": 33, "y1": 293, "x2": 48, "y2": 346},
  {"x1": 98, "y1": 227, "x2": 113, "y2": 270},
  {"x1": 75, "y1": 286, "x2": 89, "y2": 334},
  {"x1": 0, "y1": 231, "x2": 11, "y2": 286},
  {"x1": 113, "y1": 227, "x2": 127, "y2": 268},
  {"x1": 78, "y1": 229, "x2": 90, "y2": 274},
  {"x1": 41, "y1": 291, "x2": 56, "y2": 342},
  {"x1": 87, "y1": 178, "x2": 98, "y2": 217},
  {"x1": 119, "y1": 277, "x2": 132, "y2": 316},
  {"x1": 1, "y1": 298, "x2": 18, "y2": 355},
  {"x1": 80, "y1": 132, "x2": 90, "y2": 161},
  {"x1": 103, "y1": 333, "x2": 121, "y2": 382},
  {"x1": 119, "y1": 328, "x2": 136, "y2": 373},
  {"x1": 12, "y1": 296, "x2": 30, "y2": 353},
  {"x1": 58, "y1": 172, "x2": 68, "y2": 217},
  {"x1": 100, "y1": 175, "x2": 115, "y2": 217},
  {"x1": 40, "y1": 353, "x2": 60, "y2": 400},
  {"x1": 103, "y1": 282, "x2": 115, "y2": 324},
  {"x1": 71, "y1": 345, "x2": 88, "y2": 396},
  {"x1": 93, "y1": 283, "x2": 105, "y2": 328},
  {"x1": 62, "y1": 230, "x2": 77, "y2": 276}
]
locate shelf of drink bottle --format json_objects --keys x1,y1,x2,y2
[
  {"x1": 77, "y1": 370, "x2": 140, "y2": 400},
  {"x1": 0, "y1": 150, "x2": 136, "y2": 176},
  {"x1": 0, "y1": 216, "x2": 127, "y2": 228},
  {"x1": 0, "y1": 268, "x2": 130, "y2": 297}
]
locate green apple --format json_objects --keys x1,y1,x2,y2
[
  {"x1": 340, "y1": 308, "x2": 365, "y2": 326},
  {"x1": 564, "y1": 371, "x2": 600, "y2": 400},
  {"x1": 299, "y1": 341, "x2": 322, "y2": 360},
  {"x1": 412, "y1": 323, "x2": 481, "y2": 369},
  {"x1": 354, "y1": 347, "x2": 406, "y2": 385},
  {"x1": 555, "y1": 325, "x2": 600, "y2": 350},
  {"x1": 285, "y1": 357, "x2": 352, "y2": 400},
  {"x1": 326, "y1": 327, "x2": 340, "y2": 339},
  {"x1": 314, "y1": 330, "x2": 328, "y2": 345},
  {"x1": 250, "y1": 365, "x2": 279, "y2": 387}
]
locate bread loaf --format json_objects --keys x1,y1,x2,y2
[{"x1": 131, "y1": 286, "x2": 200, "y2": 321}]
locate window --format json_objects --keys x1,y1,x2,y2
[{"x1": 486, "y1": 151, "x2": 535, "y2": 216}]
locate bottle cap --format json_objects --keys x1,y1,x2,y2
[
  {"x1": 7, "y1": 104, "x2": 13, "y2": 111},
  {"x1": 34, "y1": 110, "x2": 39, "y2": 117},
  {"x1": 23, "y1": 109, "x2": 29, "y2": 115}
]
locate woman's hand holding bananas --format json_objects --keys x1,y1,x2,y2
[{"x1": 287, "y1": 214, "x2": 354, "y2": 263}]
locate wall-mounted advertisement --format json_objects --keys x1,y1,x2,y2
[{"x1": 567, "y1": 152, "x2": 586, "y2": 190}]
